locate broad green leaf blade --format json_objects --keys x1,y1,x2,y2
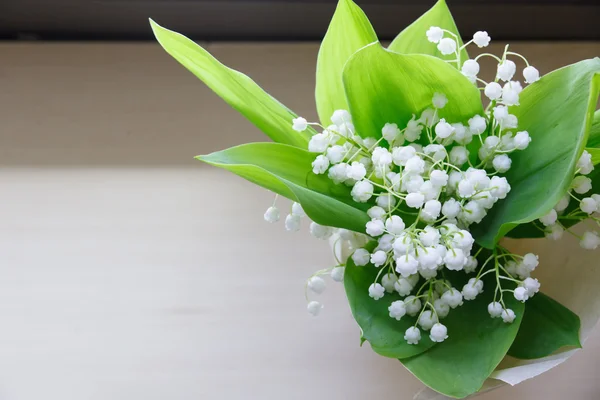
[
  {"x1": 150, "y1": 20, "x2": 312, "y2": 148},
  {"x1": 388, "y1": 0, "x2": 468, "y2": 66},
  {"x1": 586, "y1": 110, "x2": 600, "y2": 148},
  {"x1": 342, "y1": 43, "x2": 483, "y2": 139},
  {"x1": 197, "y1": 143, "x2": 369, "y2": 232},
  {"x1": 316, "y1": 0, "x2": 377, "y2": 125},
  {"x1": 344, "y1": 257, "x2": 436, "y2": 359},
  {"x1": 508, "y1": 293, "x2": 581, "y2": 360},
  {"x1": 473, "y1": 58, "x2": 600, "y2": 248},
  {"x1": 401, "y1": 272, "x2": 525, "y2": 399}
]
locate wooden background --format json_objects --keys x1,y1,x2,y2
[{"x1": 0, "y1": 41, "x2": 599, "y2": 399}]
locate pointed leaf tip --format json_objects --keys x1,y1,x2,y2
[
  {"x1": 315, "y1": 0, "x2": 377, "y2": 125},
  {"x1": 149, "y1": 23, "x2": 311, "y2": 147},
  {"x1": 389, "y1": 0, "x2": 467, "y2": 65}
]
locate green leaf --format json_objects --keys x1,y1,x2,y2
[
  {"x1": 342, "y1": 42, "x2": 483, "y2": 139},
  {"x1": 586, "y1": 110, "x2": 600, "y2": 148},
  {"x1": 315, "y1": 0, "x2": 377, "y2": 125},
  {"x1": 401, "y1": 273, "x2": 525, "y2": 399},
  {"x1": 344, "y1": 257, "x2": 436, "y2": 359},
  {"x1": 197, "y1": 142, "x2": 369, "y2": 232},
  {"x1": 388, "y1": 0, "x2": 468, "y2": 66},
  {"x1": 508, "y1": 293, "x2": 581, "y2": 360},
  {"x1": 150, "y1": 19, "x2": 312, "y2": 148},
  {"x1": 473, "y1": 58, "x2": 600, "y2": 248}
]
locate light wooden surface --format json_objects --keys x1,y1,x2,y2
[{"x1": 0, "y1": 41, "x2": 599, "y2": 400}]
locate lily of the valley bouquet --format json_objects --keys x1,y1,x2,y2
[{"x1": 150, "y1": 0, "x2": 600, "y2": 398}]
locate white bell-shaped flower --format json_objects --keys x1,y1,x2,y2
[
  {"x1": 406, "y1": 192, "x2": 425, "y2": 209},
  {"x1": 326, "y1": 145, "x2": 345, "y2": 164},
  {"x1": 264, "y1": 206, "x2": 280, "y2": 223},
  {"x1": 351, "y1": 180, "x2": 374, "y2": 203},
  {"x1": 418, "y1": 310, "x2": 438, "y2": 330},
  {"x1": 581, "y1": 197, "x2": 598, "y2": 214},
  {"x1": 331, "y1": 109, "x2": 352, "y2": 126},
  {"x1": 488, "y1": 302, "x2": 503, "y2": 318},
  {"x1": 368, "y1": 283, "x2": 386, "y2": 300},
  {"x1": 581, "y1": 231, "x2": 600, "y2": 250},
  {"x1": 429, "y1": 322, "x2": 449, "y2": 342},
  {"x1": 514, "y1": 286, "x2": 530, "y2": 302},
  {"x1": 404, "y1": 296, "x2": 422, "y2": 316},
  {"x1": 523, "y1": 65, "x2": 540, "y2": 83},
  {"x1": 351, "y1": 248, "x2": 370, "y2": 266},
  {"x1": 405, "y1": 155, "x2": 426, "y2": 175},
  {"x1": 370, "y1": 250, "x2": 387, "y2": 267},
  {"x1": 308, "y1": 132, "x2": 330, "y2": 153},
  {"x1": 396, "y1": 254, "x2": 419, "y2": 277},
  {"x1": 382, "y1": 122, "x2": 401, "y2": 143},
  {"x1": 432, "y1": 92, "x2": 448, "y2": 109},
  {"x1": 433, "y1": 299, "x2": 450, "y2": 319},
  {"x1": 462, "y1": 59, "x2": 480, "y2": 77},
  {"x1": 367, "y1": 206, "x2": 386, "y2": 220},
  {"x1": 308, "y1": 276, "x2": 326, "y2": 294},
  {"x1": 292, "y1": 117, "x2": 308, "y2": 132},
  {"x1": 310, "y1": 222, "x2": 332, "y2": 239},
  {"x1": 572, "y1": 176, "x2": 593, "y2": 194},
  {"x1": 441, "y1": 289, "x2": 464, "y2": 308},
  {"x1": 497, "y1": 60, "x2": 517, "y2": 81},
  {"x1": 493, "y1": 154, "x2": 512, "y2": 173},
  {"x1": 385, "y1": 215, "x2": 406, "y2": 235},
  {"x1": 307, "y1": 301, "x2": 323, "y2": 316},
  {"x1": 484, "y1": 82, "x2": 503, "y2": 100},
  {"x1": 380, "y1": 273, "x2": 397, "y2": 293},
  {"x1": 330, "y1": 266, "x2": 345, "y2": 282},
  {"x1": 473, "y1": 31, "x2": 491, "y2": 47},
  {"x1": 435, "y1": 118, "x2": 455, "y2": 139},
  {"x1": 512, "y1": 131, "x2": 531, "y2": 150},
  {"x1": 365, "y1": 218, "x2": 385, "y2": 237},
  {"x1": 394, "y1": 278, "x2": 413, "y2": 296},
  {"x1": 426, "y1": 26, "x2": 444, "y2": 43},
  {"x1": 404, "y1": 326, "x2": 421, "y2": 344},
  {"x1": 285, "y1": 214, "x2": 301, "y2": 231},
  {"x1": 468, "y1": 115, "x2": 487, "y2": 135},
  {"x1": 501, "y1": 308, "x2": 516, "y2": 323},
  {"x1": 437, "y1": 38, "x2": 457, "y2": 55},
  {"x1": 388, "y1": 300, "x2": 407, "y2": 320}
]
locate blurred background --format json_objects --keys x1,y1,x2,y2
[{"x1": 0, "y1": 1, "x2": 599, "y2": 399}]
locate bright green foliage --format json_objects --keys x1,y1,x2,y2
[
  {"x1": 344, "y1": 257, "x2": 436, "y2": 359},
  {"x1": 400, "y1": 272, "x2": 525, "y2": 399},
  {"x1": 197, "y1": 143, "x2": 369, "y2": 232},
  {"x1": 150, "y1": 20, "x2": 312, "y2": 148},
  {"x1": 342, "y1": 43, "x2": 483, "y2": 139},
  {"x1": 473, "y1": 58, "x2": 600, "y2": 248},
  {"x1": 389, "y1": 0, "x2": 468, "y2": 66},
  {"x1": 152, "y1": 2, "x2": 593, "y2": 395},
  {"x1": 315, "y1": 0, "x2": 377, "y2": 126},
  {"x1": 509, "y1": 293, "x2": 581, "y2": 360}
]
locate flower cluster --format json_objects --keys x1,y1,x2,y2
[
  {"x1": 537, "y1": 150, "x2": 599, "y2": 249},
  {"x1": 255, "y1": 30, "x2": 559, "y2": 344}
]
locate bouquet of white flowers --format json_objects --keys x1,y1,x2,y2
[{"x1": 150, "y1": 0, "x2": 600, "y2": 398}]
